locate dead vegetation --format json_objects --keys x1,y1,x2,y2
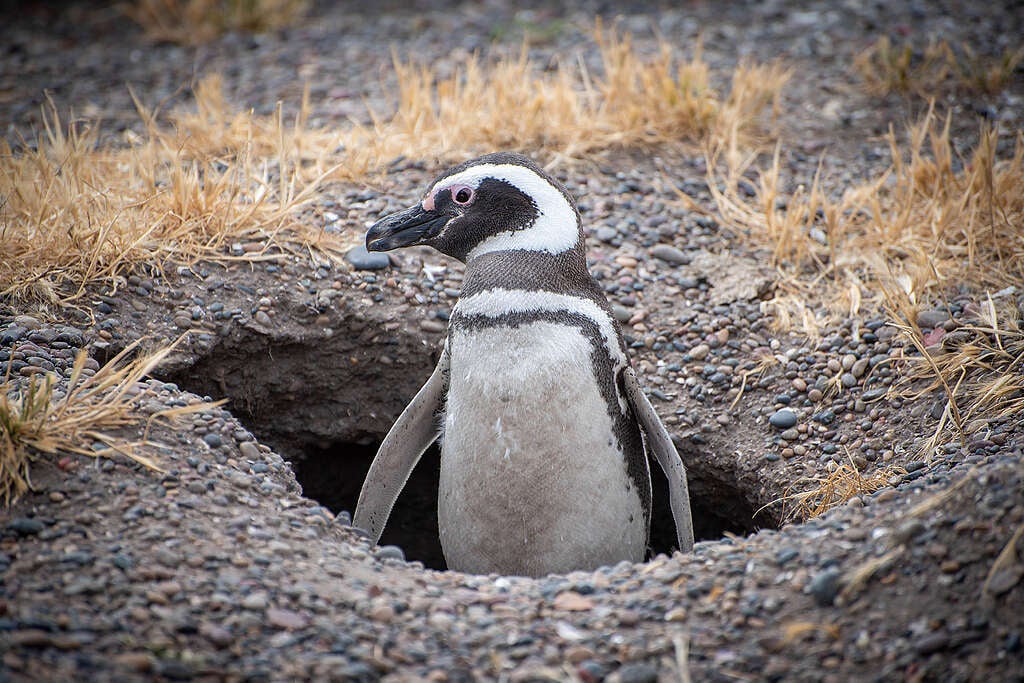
[
  {"x1": 855, "y1": 35, "x2": 1024, "y2": 97},
  {"x1": 708, "y1": 110, "x2": 1023, "y2": 335},
  {"x1": 124, "y1": 0, "x2": 309, "y2": 45},
  {"x1": 379, "y1": 26, "x2": 788, "y2": 161},
  {"x1": 1, "y1": 24, "x2": 787, "y2": 312},
  {"x1": 770, "y1": 454, "x2": 907, "y2": 524},
  {"x1": 0, "y1": 339, "x2": 215, "y2": 505},
  {"x1": 0, "y1": 82, "x2": 335, "y2": 312},
  {"x1": 708, "y1": 105, "x2": 1022, "y2": 458},
  {"x1": 889, "y1": 293, "x2": 1024, "y2": 454}
]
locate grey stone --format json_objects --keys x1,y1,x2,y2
[
  {"x1": 769, "y1": 408, "x2": 798, "y2": 429},
  {"x1": 809, "y1": 568, "x2": 842, "y2": 606},
  {"x1": 650, "y1": 244, "x2": 689, "y2": 264},
  {"x1": 7, "y1": 518, "x2": 45, "y2": 536},
  {"x1": 345, "y1": 245, "x2": 391, "y2": 271}
]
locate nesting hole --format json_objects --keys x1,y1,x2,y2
[
  {"x1": 291, "y1": 439, "x2": 774, "y2": 571},
  {"x1": 160, "y1": 322, "x2": 778, "y2": 573}
]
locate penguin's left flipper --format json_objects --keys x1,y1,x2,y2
[
  {"x1": 623, "y1": 367, "x2": 695, "y2": 553},
  {"x1": 353, "y1": 346, "x2": 450, "y2": 544}
]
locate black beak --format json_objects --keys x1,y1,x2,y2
[{"x1": 366, "y1": 204, "x2": 449, "y2": 252}]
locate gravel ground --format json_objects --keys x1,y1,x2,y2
[{"x1": 3, "y1": 1, "x2": 1024, "y2": 681}]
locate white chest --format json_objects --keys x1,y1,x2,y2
[{"x1": 438, "y1": 320, "x2": 647, "y2": 576}]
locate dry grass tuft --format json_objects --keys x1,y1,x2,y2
[
  {"x1": 0, "y1": 78, "x2": 339, "y2": 311},
  {"x1": 375, "y1": 22, "x2": 789, "y2": 162},
  {"x1": 708, "y1": 110, "x2": 1024, "y2": 331},
  {"x1": 124, "y1": 0, "x2": 309, "y2": 45},
  {"x1": 889, "y1": 293, "x2": 1024, "y2": 453},
  {"x1": 770, "y1": 453, "x2": 906, "y2": 524},
  {"x1": 855, "y1": 36, "x2": 1024, "y2": 96},
  {"x1": 0, "y1": 339, "x2": 216, "y2": 506}
]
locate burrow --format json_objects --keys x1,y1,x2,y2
[{"x1": 161, "y1": 309, "x2": 779, "y2": 571}]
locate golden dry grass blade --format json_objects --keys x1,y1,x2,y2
[
  {"x1": 890, "y1": 293, "x2": 1023, "y2": 452},
  {"x1": 0, "y1": 75, "x2": 332, "y2": 311},
  {"x1": 982, "y1": 523, "x2": 1024, "y2": 599},
  {"x1": 838, "y1": 546, "x2": 906, "y2": 605}
]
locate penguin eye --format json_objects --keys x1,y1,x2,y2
[{"x1": 450, "y1": 185, "x2": 474, "y2": 206}]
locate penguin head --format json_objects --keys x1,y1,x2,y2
[{"x1": 366, "y1": 152, "x2": 583, "y2": 262}]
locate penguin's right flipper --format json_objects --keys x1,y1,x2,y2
[{"x1": 353, "y1": 346, "x2": 450, "y2": 544}]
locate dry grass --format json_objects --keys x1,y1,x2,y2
[
  {"x1": 1, "y1": 25, "x2": 787, "y2": 313},
  {"x1": 889, "y1": 293, "x2": 1024, "y2": 453},
  {"x1": 124, "y1": 0, "x2": 309, "y2": 45},
  {"x1": 708, "y1": 110, "x2": 1024, "y2": 335},
  {"x1": 855, "y1": 36, "x2": 1024, "y2": 96},
  {"x1": 769, "y1": 453, "x2": 906, "y2": 524},
  {"x1": 373, "y1": 23, "x2": 788, "y2": 163},
  {"x1": 0, "y1": 77, "x2": 340, "y2": 311},
  {"x1": 0, "y1": 339, "x2": 216, "y2": 506}
]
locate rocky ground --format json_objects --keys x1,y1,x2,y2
[{"x1": 2, "y1": 1, "x2": 1024, "y2": 681}]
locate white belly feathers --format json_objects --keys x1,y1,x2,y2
[{"x1": 439, "y1": 319, "x2": 647, "y2": 576}]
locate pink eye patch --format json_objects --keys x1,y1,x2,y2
[{"x1": 422, "y1": 184, "x2": 474, "y2": 212}]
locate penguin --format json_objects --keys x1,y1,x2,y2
[{"x1": 353, "y1": 152, "x2": 694, "y2": 577}]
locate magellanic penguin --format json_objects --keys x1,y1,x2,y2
[{"x1": 354, "y1": 152, "x2": 694, "y2": 577}]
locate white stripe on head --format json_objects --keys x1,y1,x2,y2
[
  {"x1": 454, "y1": 288, "x2": 627, "y2": 410},
  {"x1": 426, "y1": 163, "x2": 580, "y2": 260}
]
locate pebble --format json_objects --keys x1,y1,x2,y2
[
  {"x1": 238, "y1": 441, "x2": 262, "y2": 460},
  {"x1": 809, "y1": 568, "x2": 843, "y2": 606},
  {"x1": 113, "y1": 653, "x2": 154, "y2": 672},
  {"x1": 617, "y1": 663, "x2": 659, "y2": 683},
  {"x1": 649, "y1": 244, "x2": 689, "y2": 264},
  {"x1": 420, "y1": 319, "x2": 447, "y2": 333},
  {"x1": 689, "y1": 343, "x2": 710, "y2": 360},
  {"x1": 241, "y1": 593, "x2": 269, "y2": 610},
  {"x1": 553, "y1": 592, "x2": 594, "y2": 611},
  {"x1": 345, "y1": 245, "x2": 391, "y2": 270},
  {"x1": 984, "y1": 567, "x2": 1023, "y2": 595},
  {"x1": 769, "y1": 409, "x2": 798, "y2": 429},
  {"x1": 374, "y1": 545, "x2": 406, "y2": 561},
  {"x1": 916, "y1": 309, "x2": 949, "y2": 328},
  {"x1": 266, "y1": 607, "x2": 309, "y2": 630},
  {"x1": 7, "y1": 518, "x2": 45, "y2": 535}
]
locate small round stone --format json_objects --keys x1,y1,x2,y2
[
  {"x1": 345, "y1": 245, "x2": 391, "y2": 271},
  {"x1": 649, "y1": 244, "x2": 689, "y2": 264},
  {"x1": 809, "y1": 568, "x2": 843, "y2": 606},
  {"x1": 769, "y1": 408, "x2": 798, "y2": 429}
]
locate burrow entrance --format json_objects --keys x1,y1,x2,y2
[
  {"x1": 163, "y1": 314, "x2": 776, "y2": 572},
  {"x1": 292, "y1": 439, "x2": 769, "y2": 571}
]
